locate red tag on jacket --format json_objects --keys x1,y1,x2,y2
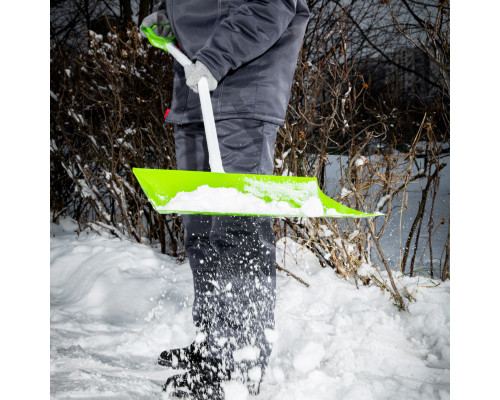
[{"x1": 164, "y1": 108, "x2": 170, "y2": 118}]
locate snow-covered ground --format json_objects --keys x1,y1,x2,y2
[{"x1": 51, "y1": 217, "x2": 449, "y2": 399}]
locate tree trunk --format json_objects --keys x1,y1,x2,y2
[
  {"x1": 441, "y1": 228, "x2": 450, "y2": 281},
  {"x1": 138, "y1": 0, "x2": 152, "y2": 26},
  {"x1": 121, "y1": 0, "x2": 133, "y2": 23}
]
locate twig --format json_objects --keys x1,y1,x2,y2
[
  {"x1": 276, "y1": 263, "x2": 310, "y2": 287},
  {"x1": 365, "y1": 220, "x2": 406, "y2": 311}
]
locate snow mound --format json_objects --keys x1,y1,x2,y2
[{"x1": 51, "y1": 217, "x2": 449, "y2": 399}]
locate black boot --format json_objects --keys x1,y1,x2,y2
[
  {"x1": 162, "y1": 358, "x2": 229, "y2": 400},
  {"x1": 158, "y1": 341, "x2": 208, "y2": 370}
]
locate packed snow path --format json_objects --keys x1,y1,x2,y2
[{"x1": 51, "y1": 218, "x2": 449, "y2": 400}]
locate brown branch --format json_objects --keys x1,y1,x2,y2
[{"x1": 276, "y1": 263, "x2": 310, "y2": 288}]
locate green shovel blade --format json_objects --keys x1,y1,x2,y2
[{"x1": 133, "y1": 168, "x2": 383, "y2": 218}]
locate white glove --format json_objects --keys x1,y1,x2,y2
[
  {"x1": 184, "y1": 61, "x2": 218, "y2": 93},
  {"x1": 140, "y1": 10, "x2": 172, "y2": 39}
]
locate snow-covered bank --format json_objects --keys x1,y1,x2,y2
[{"x1": 51, "y1": 218, "x2": 449, "y2": 399}]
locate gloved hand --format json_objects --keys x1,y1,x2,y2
[
  {"x1": 184, "y1": 61, "x2": 218, "y2": 93},
  {"x1": 140, "y1": 10, "x2": 172, "y2": 39}
]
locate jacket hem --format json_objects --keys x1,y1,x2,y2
[{"x1": 165, "y1": 112, "x2": 284, "y2": 126}]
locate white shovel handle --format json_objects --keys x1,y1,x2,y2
[{"x1": 166, "y1": 42, "x2": 225, "y2": 173}]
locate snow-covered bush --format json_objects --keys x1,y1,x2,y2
[
  {"x1": 51, "y1": 25, "x2": 184, "y2": 257},
  {"x1": 273, "y1": 2, "x2": 449, "y2": 309}
]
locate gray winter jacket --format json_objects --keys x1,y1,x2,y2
[{"x1": 163, "y1": 0, "x2": 309, "y2": 126}]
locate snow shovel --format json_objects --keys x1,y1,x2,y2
[{"x1": 133, "y1": 27, "x2": 383, "y2": 218}]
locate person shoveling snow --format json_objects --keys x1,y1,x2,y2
[{"x1": 140, "y1": 0, "x2": 310, "y2": 397}]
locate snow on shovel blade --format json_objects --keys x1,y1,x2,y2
[{"x1": 133, "y1": 168, "x2": 383, "y2": 218}]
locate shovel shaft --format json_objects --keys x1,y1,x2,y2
[
  {"x1": 165, "y1": 42, "x2": 191, "y2": 67},
  {"x1": 166, "y1": 42, "x2": 225, "y2": 173},
  {"x1": 198, "y1": 78, "x2": 225, "y2": 173}
]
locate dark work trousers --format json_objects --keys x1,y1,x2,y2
[{"x1": 174, "y1": 119, "x2": 278, "y2": 387}]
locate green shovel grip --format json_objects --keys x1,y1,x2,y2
[{"x1": 141, "y1": 25, "x2": 176, "y2": 52}]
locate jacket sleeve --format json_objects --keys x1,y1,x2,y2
[{"x1": 192, "y1": 0, "x2": 298, "y2": 82}]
